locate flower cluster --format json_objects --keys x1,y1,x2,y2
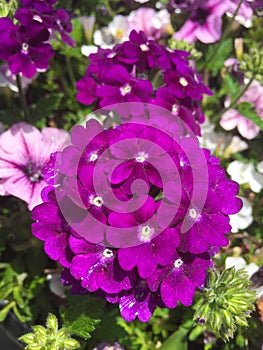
[
  {"x1": 77, "y1": 30, "x2": 212, "y2": 136},
  {"x1": 0, "y1": 0, "x2": 73, "y2": 78},
  {"x1": 32, "y1": 111, "x2": 242, "y2": 322}
]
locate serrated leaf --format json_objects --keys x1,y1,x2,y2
[
  {"x1": 236, "y1": 102, "x2": 263, "y2": 131},
  {"x1": 205, "y1": 39, "x2": 233, "y2": 75},
  {"x1": 159, "y1": 327, "x2": 188, "y2": 350},
  {"x1": 28, "y1": 93, "x2": 63, "y2": 121},
  {"x1": 61, "y1": 296, "x2": 104, "y2": 340}
]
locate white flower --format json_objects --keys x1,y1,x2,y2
[
  {"x1": 229, "y1": 197, "x2": 253, "y2": 233},
  {"x1": 81, "y1": 45, "x2": 98, "y2": 57},
  {"x1": 257, "y1": 160, "x2": 263, "y2": 174},
  {"x1": 198, "y1": 118, "x2": 248, "y2": 156},
  {"x1": 227, "y1": 160, "x2": 263, "y2": 193},
  {"x1": 79, "y1": 15, "x2": 96, "y2": 42},
  {"x1": 225, "y1": 256, "x2": 259, "y2": 278},
  {"x1": 108, "y1": 15, "x2": 131, "y2": 42}
]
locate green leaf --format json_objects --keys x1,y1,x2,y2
[
  {"x1": 236, "y1": 102, "x2": 263, "y2": 131},
  {"x1": 204, "y1": 39, "x2": 233, "y2": 75},
  {"x1": 60, "y1": 295, "x2": 105, "y2": 340},
  {"x1": 159, "y1": 327, "x2": 188, "y2": 350},
  {"x1": 0, "y1": 301, "x2": 15, "y2": 322},
  {"x1": 28, "y1": 93, "x2": 63, "y2": 121}
]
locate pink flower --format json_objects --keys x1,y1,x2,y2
[
  {"x1": 227, "y1": 0, "x2": 254, "y2": 28},
  {"x1": 129, "y1": 8, "x2": 172, "y2": 39},
  {"x1": 174, "y1": 0, "x2": 231, "y2": 43},
  {"x1": 0, "y1": 122, "x2": 68, "y2": 209},
  {"x1": 220, "y1": 81, "x2": 263, "y2": 140}
]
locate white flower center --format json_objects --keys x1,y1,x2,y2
[
  {"x1": 172, "y1": 104, "x2": 178, "y2": 114},
  {"x1": 139, "y1": 225, "x2": 153, "y2": 242},
  {"x1": 179, "y1": 77, "x2": 188, "y2": 87},
  {"x1": 120, "y1": 84, "x2": 132, "y2": 96},
  {"x1": 33, "y1": 14, "x2": 42, "y2": 22},
  {"x1": 189, "y1": 208, "x2": 197, "y2": 219},
  {"x1": 174, "y1": 258, "x2": 183, "y2": 268},
  {"x1": 136, "y1": 152, "x2": 148, "y2": 163},
  {"x1": 90, "y1": 195, "x2": 103, "y2": 207},
  {"x1": 103, "y1": 248, "x2": 114, "y2": 258},
  {"x1": 89, "y1": 153, "x2": 98, "y2": 162},
  {"x1": 22, "y1": 43, "x2": 29, "y2": 52},
  {"x1": 140, "y1": 44, "x2": 149, "y2": 51}
]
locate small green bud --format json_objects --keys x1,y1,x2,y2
[
  {"x1": 46, "y1": 313, "x2": 58, "y2": 334},
  {"x1": 19, "y1": 333, "x2": 36, "y2": 344},
  {"x1": 63, "y1": 338, "x2": 81, "y2": 349},
  {"x1": 193, "y1": 268, "x2": 256, "y2": 342}
]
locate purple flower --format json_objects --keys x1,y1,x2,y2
[
  {"x1": 174, "y1": 0, "x2": 231, "y2": 43},
  {"x1": 16, "y1": 0, "x2": 74, "y2": 47},
  {"x1": 0, "y1": 17, "x2": 54, "y2": 78},
  {"x1": 76, "y1": 30, "x2": 212, "y2": 135},
  {"x1": 31, "y1": 114, "x2": 242, "y2": 322},
  {"x1": 0, "y1": 122, "x2": 67, "y2": 209},
  {"x1": 117, "y1": 228, "x2": 180, "y2": 278},
  {"x1": 147, "y1": 250, "x2": 211, "y2": 307},
  {"x1": 115, "y1": 30, "x2": 165, "y2": 71},
  {"x1": 69, "y1": 235, "x2": 131, "y2": 293},
  {"x1": 96, "y1": 64, "x2": 153, "y2": 106}
]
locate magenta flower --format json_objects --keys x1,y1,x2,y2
[
  {"x1": 220, "y1": 81, "x2": 263, "y2": 139},
  {"x1": 16, "y1": 0, "x2": 74, "y2": 47},
  {"x1": 96, "y1": 64, "x2": 153, "y2": 106},
  {"x1": 76, "y1": 30, "x2": 212, "y2": 135},
  {"x1": 0, "y1": 122, "x2": 67, "y2": 209},
  {"x1": 147, "y1": 250, "x2": 211, "y2": 308},
  {"x1": 174, "y1": 0, "x2": 231, "y2": 43},
  {"x1": 31, "y1": 114, "x2": 242, "y2": 322},
  {"x1": 0, "y1": 17, "x2": 54, "y2": 78}
]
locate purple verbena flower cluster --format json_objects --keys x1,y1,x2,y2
[
  {"x1": 0, "y1": 0, "x2": 73, "y2": 78},
  {"x1": 32, "y1": 111, "x2": 242, "y2": 322},
  {"x1": 76, "y1": 30, "x2": 212, "y2": 136}
]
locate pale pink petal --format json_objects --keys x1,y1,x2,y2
[
  {"x1": 28, "y1": 181, "x2": 45, "y2": 210},
  {"x1": 38, "y1": 128, "x2": 69, "y2": 164},
  {"x1": 173, "y1": 20, "x2": 199, "y2": 43},
  {"x1": 0, "y1": 179, "x2": 9, "y2": 195},
  {"x1": 237, "y1": 117, "x2": 260, "y2": 140},
  {"x1": 0, "y1": 122, "x2": 41, "y2": 165},
  {"x1": 195, "y1": 17, "x2": 222, "y2": 43},
  {"x1": 0, "y1": 158, "x2": 19, "y2": 177},
  {"x1": 220, "y1": 109, "x2": 240, "y2": 130},
  {"x1": 4, "y1": 173, "x2": 33, "y2": 205}
]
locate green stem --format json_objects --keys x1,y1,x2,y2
[
  {"x1": 103, "y1": 0, "x2": 115, "y2": 17},
  {"x1": 16, "y1": 75, "x2": 29, "y2": 121},
  {"x1": 201, "y1": 0, "x2": 245, "y2": 70},
  {"x1": 65, "y1": 56, "x2": 76, "y2": 91},
  {"x1": 215, "y1": 76, "x2": 254, "y2": 119}
]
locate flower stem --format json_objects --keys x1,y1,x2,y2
[
  {"x1": 202, "y1": 0, "x2": 245, "y2": 70},
  {"x1": 65, "y1": 56, "x2": 76, "y2": 90},
  {"x1": 215, "y1": 76, "x2": 254, "y2": 120},
  {"x1": 16, "y1": 74, "x2": 29, "y2": 121}
]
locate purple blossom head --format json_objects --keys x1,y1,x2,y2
[
  {"x1": 16, "y1": 0, "x2": 74, "y2": 47},
  {"x1": 0, "y1": 17, "x2": 54, "y2": 78},
  {"x1": 76, "y1": 30, "x2": 212, "y2": 136},
  {"x1": 31, "y1": 101, "x2": 242, "y2": 322}
]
